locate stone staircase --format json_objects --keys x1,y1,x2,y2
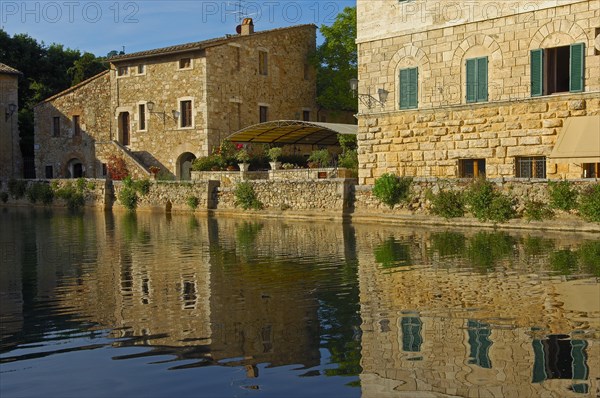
[{"x1": 96, "y1": 140, "x2": 152, "y2": 179}]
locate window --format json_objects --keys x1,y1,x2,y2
[
  {"x1": 73, "y1": 115, "x2": 81, "y2": 136},
  {"x1": 259, "y1": 106, "x2": 268, "y2": 123},
  {"x1": 179, "y1": 58, "x2": 191, "y2": 69},
  {"x1": 259, "y1": 51, "x2": 268, "y2": 75},
  {"x1": 180, "y1": 100, "x2": 192, "y2": 128},
  {"x1": 137, "y1": 64, "x2": 145, "y2": 74},
  {"x1": 401, "y1": 317, "x2": 423, "y2": 352},
  {"x1": 302, "y1": 110, "x2": 310, "y2": 121},
  {"x1": 467, "y1": 320, "x2": 493, "y2": 369},
  {"x1": 52, "y1": 117, "x2": 60, "y2": 137},
  {"x1": 138, "y1": 104, "x2": 146, "y2": 131},
  {"x1": 531, "y1": 43, "x2": 585, "y2": 97},
  {"x1": 399, "y1": 67, "x2": 418, "y2": 109},
  {"x1": 516, "y1": 156, "x2": 546, "y2": 178},
  {"x1": 532, "y1": 335, "x2": 588, "y2": 384},
  {"x1": 117, "y1": 66, "x2": 128, "y2": 77},
  {"x1": 583, "y1": 163, "x2": 599, "y2": 179},
  {"x1": 466, "y1": 57, "x2": 488, "y2": 103},
  {"x1": 459, "y1": 159, "x2": 486, "y2": 178},
  {"x1": 102, "y1": 163, "x2": 107, "y2": 177},
  {"x1": 45, "y1": 165, "x2": 53, "y2": 179}
]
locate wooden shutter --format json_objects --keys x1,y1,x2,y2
[
  {"x1": 466, "y1": 58, "x2": 477, "y2": 103},
  {"x1": 570, "y1": 43, "x2": 585, "y2": 93},
  {"x1": 408, "y1": 68, "x2": 418, "y2": 109},
  {"x1": 477, "y1": 57, "x2": 488, "y2": 102},
  {"x1": 530, "y1": 49, "x2": 544, "y2": 97},
  {"x1": 399, "y1": 68, "x2": 409, "y2": 109}
]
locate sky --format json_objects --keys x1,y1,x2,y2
[{"x1": 1, "y1": 0, "x2": 356, "y2": 56}]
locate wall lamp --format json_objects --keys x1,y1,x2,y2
[
  {"x1": 5, "y1": 103, "x2": 17, "y2": 122},
  {"x1": 349, "y1": 78, "x2": 389, "y2": 109}
]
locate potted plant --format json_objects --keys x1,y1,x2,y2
[
  {"x1": 307, "y1": 149, "x2": 331, "y2": 168},
  {"x1": 267, "y1": 147, "x2": 283, "y2": 170},
  {"x1": 236, "y1": 148, "x2": 251, "y2": 172}
]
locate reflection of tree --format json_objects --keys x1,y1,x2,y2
[
  {"x1": 522, "y1": 236, "x2": 555, "y2": 257},
  {"x1": 373, "y1": 237, "x2": 412, "y2": 268},
  {"x1": 578, "y1": 241, "x2": 600, "y2": 277},
  {"x1": 429, "y1": 231, "x2": 466, "y2": 258},
  {"x1": 466, "y1": 232, "x2": 515, "y2": 271},
  {"x1": 235, "y1": 221, "x2": 263, "y2": 258},
  {"x1": 550, "y1": 241, "x2": 600, "y2": 277}
]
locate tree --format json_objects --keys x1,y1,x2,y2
[
  {"x1": 68, "y1": 52, "x2": 106, "y2": 85},
  {"x1": 311, "y1": 6, "x2": 357, "y2": 112}
]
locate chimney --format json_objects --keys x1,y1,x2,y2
[{"x1": 241, "y1": 18, "x2": 254, "y2": 35}]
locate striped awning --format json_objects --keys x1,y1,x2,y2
[
  {"x1": 550, "y1": 116, "x2": 600, "y2": 163},
  {"x1": 226, "y1": 120, "x2": 357, "y2": 146}
]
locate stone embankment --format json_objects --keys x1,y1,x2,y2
[{"x1": 1, "y1": 177, "x2": 598, "y2": 232}]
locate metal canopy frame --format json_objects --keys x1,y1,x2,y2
[{"x1": 225, "y1": 120, "x2": 357, "y2": 146}]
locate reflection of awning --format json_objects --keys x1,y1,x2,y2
[
  {"x1": 550, "y1": 116, "x2": 600, "y2": 163},
  {"x1": 226, "y1": 120, "x2": 357, "y2": 145}
]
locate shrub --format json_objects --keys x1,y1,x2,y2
[
  {"x1": 234, "y1": 181, "x2": 262, "y2": 210},
  {"x1": 430, "y1": 190, "x2": 465, "y2": 219},
  {"x1": 267, "y1": 147, "x2": 283, "y2": 162},
  {"x1": 0, "y1": 192, "x2": 8, "y2": 203},
  {"x1": 578, "y1": 184, "x2": 600, "y2": 222},
  {"x1": 523, "y1": 200, "x2": 554, "y2": 221},
  {"x1": 548, "y1": 180, "x2": 578, "y2": 211},
  {"x1": 337, "y1": 133, "x2": 357, "y2": 152},
  {"x1": 192, "y1": 154, "x2": 224, "y2": 171},
  {"x1": 187, "y1": 196, "x2": 199, "y2": 209},
  {"x1": 55, "y1": 181, "x2": 86, "y2": 211},
  {"x1": 8, "y1": 179, "x2": 26, "y2": 199},
  {"x1": 465, "y1": 178, "x2": 515, "y2": 223},
  {"x1": 156, "y1": 170, "x2": 175, "y2": 180},
  {"x1": 118, "y1": 186, "x2": 138, "y2": 211},
  {"x1": 307, "y1": 149, "x2": 331, "y2": 168},
  {"x1": 279, "y1": 154, "x2": 307, "y2": 168},
  {"x1": 235, "y1": 148, "x2": 251, "y2": 163},
  {"x1": 372, "y1": 173, "x2": 412, "y2": 209},
  {"x1": 133, "y1": 179, "x2": 151, "y2": 195},
  {"x1": 338, "y1": 149, "x2": 358, "y2": 174},
  {"x1": 26, "y1": 183, "x2": 54, "y2": 205},
  {"x1": 107, "y1": 155, "x2": 129, "y2": 180}
]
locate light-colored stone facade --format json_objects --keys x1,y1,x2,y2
[
  {"x1": 34, "y1": 23, "x2": 317, "y2": 180},
  {"x1": 0, "y1": 64, "x2": 22, "y2": 179},
  {"x1": 356, "y1": 0, "x2": 600, "y2": 184}
]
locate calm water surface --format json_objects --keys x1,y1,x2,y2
[{"x1": 1, "y1": 208, "x2": 599, "y2": 397}]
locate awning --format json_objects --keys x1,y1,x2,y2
[
  {"x1": 550, "y1": 116, "x2": 600, "y2": 163},
  {"x1": 226, "y1": 120, "x2": 357, "y2": 146}
]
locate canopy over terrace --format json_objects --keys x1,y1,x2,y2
[{"x1": 226, "y1": 120, "x2": 357, "y2": 146}]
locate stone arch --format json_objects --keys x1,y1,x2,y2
[
  {"x1": 177, "y1": 152, "x2": 197, "y2": 180},
  {"x1": 452, "y1": 34, "x2": 503, "y2": 69},
  {"x1": 387, "y1": 45, "x2": 431, "y2": 108},
  {"x1": 64, "y1": 157, "x2": 85, "y2": 178},
  {"x1": 529, "y1": 20, "x2": 588, "y2": 50}
]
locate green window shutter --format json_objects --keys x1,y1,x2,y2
[
  {"x1": 530, "y1": 49, "x2": 544, "y2": 97},
  {"x1": 466, "y1": 58, "x2": 477, "y2": 103},
  {"x1": 570, "y1": 42, "x2": 585, "y2": 93},
  {"x1": 399, "y1": 68, "x2": 418, "y2": 109},
  {"x1": 477, "y1": 57, "x2": 488, "y2": 102}
]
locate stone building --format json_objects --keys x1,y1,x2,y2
[
  {"x1": 355, "y1": 0, "x2": 600, "y2": 184},
  {"x1": 0, "y1": 63, "x2": 22, "y2": 179},
  {"x1": 34, "y1": 21, "x2": 317, "y2": 179}
]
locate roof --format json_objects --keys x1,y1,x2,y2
[
  {"x1": 0, "y1": 63, "x2": 22, "y2": 75},
  {"x1": 226, "y1": 120, "x2": 358, "y2": 146},
  {"x1": 108, "y1": 24, "x2": 316, "y2": 63},
  {"x1": 550, "y1": 115, "x2": 600, "y2": 163},
  {"x1": 36, "y1": 70, "x2": 110, "y2": 106}
]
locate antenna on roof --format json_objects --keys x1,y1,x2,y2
[{"x1": 227, "y1": 0, "x2": 256, "y2": 24}]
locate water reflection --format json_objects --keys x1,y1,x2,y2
[{"x1": 0, "y1": 209, "x2": 598, "y2": 397}]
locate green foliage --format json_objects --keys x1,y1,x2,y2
[
  {"x1": 337, "y1": 134, "x2": 357, "y2": 153},
  {"x1": 548, "y1": 180, "x2": 578, "y2": 211},
  {"x1": 338, "y1": 149, "x2": 358, "y2": 175},
  {"x1": 187, "y1": 196, "x2": 199, "y2": 210},
  {"x1": 26, "y1": 182, "x2": 54, "y2": 205},
  {"x1": 54, "y1": 181, "x2": 86, "y2": 210},
  {"x1": 310, "y1": 7, "x2": 357, "y2": 112},
  {"x1": 465, "y1": 178, "x2": 515, "y2": 223},
  {"x1": 466, "y1": 232, "x2": 515, "y2": 271},
  {"x1": 523, "y1": 200, "x2": 554, "y2": 221},
  {"x1": 578, "y1": 184, "x2": 600, "y2": 222},
  {"x1": 578, "y1": 241, "x2": 600, "y2": 277},
  {"x1": 372, "y1": 173, "x2": 412, "y2": 209},
  {"x1": 429, "y1": 189, "x2": 465, "y2": 219},
  {"x1": 8, "y1": 179, "x2": 26, "y2": 199},
  {"x1": 235, "y1": 148, "x2": 251, "y2": 163},
  {"x1": 118, "y1": 186, "x2": 138, "y2": 211},
  {"x1": 156, "y1": 170, "x2": 175, "y2": 180},
  {"x1": 307, "y1": 149, "x2": 332, "y2": 168},
  {"x1": 279, "y1": 154, "x2": 307, "y2": 168},
  {"x1": 267, "y1": 147, "x2": 283, "y2": 162},
  {"x1": 429, "y1": 231, "x2": 467, "y2": 258},
  {"x1": 192, "y1": 154, "x2": 225, "y2": 171},
  {"x1": 0, "y1": 192, "x2": 8, "y2": 203},
  {"x1": 550, "y1": 250, "x2": 579, "y2": 275},
  {"x1": 373, "y1": 237, "x2": 412, "y2": 268},
  {"x1": 133, "y1": 179, "x2": 151, "y2": 195},
  {"x1": 234, "y1": 181, "x2": 262, "y2": 210},
  {"x1": 76, "y1": 177, "x2": 87, "y2": 192},
  {"x1": 67, "y1": 52, "x2": 106, "y2": 85}
]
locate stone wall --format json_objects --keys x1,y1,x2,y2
[
  {"x1": 34, "y1": 72, "x2": 111, "y2": 179},
  {"x1": 0, "y1": 178, "x2": 108, "y2": 208},
  {"x1": 356, "y1": 0, "x2": 600, "y2": 184},
  {"x1": 0, "y1": 72, "x2": 21, "y2": 179},
  {"x1": 191, "y1": 168, "x2": 355, "y2": 186}
]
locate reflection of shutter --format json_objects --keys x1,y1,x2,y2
[
  {"x1": 531, "y1": 49, "x2": 544, "y2": 97},
  {"x1": 409, "y1": 68, "x2": 418, "y2": 109},
  {"x1": 570, "y1": 43, "x2": 585, "y2": 92},
  {"x1": 532, "y1": 339, "x2": 547, "y2": 383},
  {"x1": 399, "y1": 68, "x2": 410, "y2": 109},
  {"x1": 466, "y1": 58, "x2": 477, "y2": 103},
  {"x1": 571, "y1": 340, "x2": 589, "y2": 380},
  {"x1": 477, "y1": 57, "x2": 488, "y2": 102}
]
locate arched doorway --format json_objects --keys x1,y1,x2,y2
[
  {"x1": 66, "y1": 158, "x2": 84, "y2": 178},
  {"x1": 177, "y1": 152, "x2": 196, "y2": 180},
  {"x1": 118, "y1": 112, "x2": 130, "y2": 146}
]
